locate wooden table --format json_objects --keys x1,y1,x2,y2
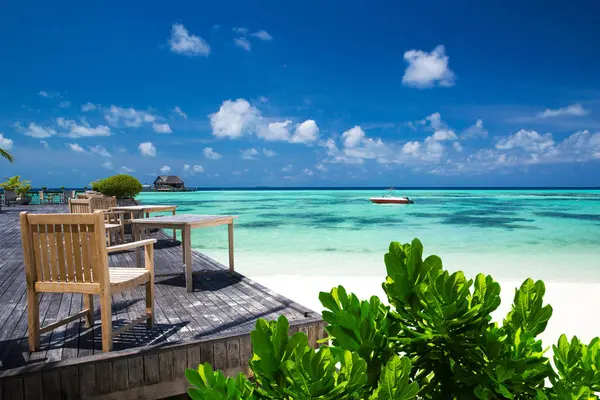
[
  {"x1": 110, "y1": 205, "x2": 178, "y2": 239},
  {"x1": 131, "y1": 214, "x2": 237, "y2": 292}
]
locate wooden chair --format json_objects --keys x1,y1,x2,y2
[
  {"x1": 68, "y1": 198, "x2": 125, "y2": 245},
  {"x1": 20, "y1": 211, "x2": 156, "y2": 352}
]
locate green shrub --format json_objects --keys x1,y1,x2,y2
[
  {"x1": 95, "y1": 174, "x2": 142, "y2": 198},
  {"x1": 90, "y1": 179, "x2": 103, "y2": 192},
  {"x1": 186, "y1": 239, "x2": 600, "y2": 399}
]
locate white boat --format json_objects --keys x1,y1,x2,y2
[{"x1": 370, "y1": 188, "x2": 414, "y2": 204}]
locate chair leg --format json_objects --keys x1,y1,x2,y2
[
  {"x1": 100, "y1": 293, "x2": 113, "y2": 352},
  {"x1": 27, "y1": 290, "x2": 40, "y2": 351},
  {"x1": 145, "y1": 244, "x2": 154, "y2": 330},
  {"x1": 83, "y1": 294, "x2": 94, "y2": 328}
]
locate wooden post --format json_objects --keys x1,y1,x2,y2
[
  {"x1": 145, "y1": 243, "x2": 155, "y2": 330},
  {"x1": 184, "y1": 225, "x2": 192, "y2": 293},
  {"x1": 134, "y1": 223, "x2": 141, "y2": 268},
  {"x1": 94, "y1": 211, "x2": 113, "y2": 352},
  {"x1": 172, "y1": 208, "x2": 177, "y2": 240},
  {"x1": 83, "y1": 294, "x2": 94, "y2": 327},
  {"x1": 228, "y1": 222, "x2": 235, "y2": 274},
  {"x1": 21, "y1": 212, "x2": 40, "y2": 351}
]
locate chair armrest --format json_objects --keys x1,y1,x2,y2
[
  {"x1": 107, "y1": 239, "x2": 157, "y2": 253},
  {"x1": 103, "y1": 211, "x2": 126, "y2": 217}
]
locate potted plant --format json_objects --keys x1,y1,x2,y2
[{"x1": 16, "y1": 183, "x2": 32, "y2": 205}]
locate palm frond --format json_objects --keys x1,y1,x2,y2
[{"x1": 0, "y1": 148, "x2": 14, "y2": 163}]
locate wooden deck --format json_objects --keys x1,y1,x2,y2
[{"x1": 0, "y1": 205, "x2": 325, "y2": 399}]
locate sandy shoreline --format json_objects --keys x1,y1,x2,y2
[{"x1": 252, "y1": 275, "x2": 600, "y2": 350}]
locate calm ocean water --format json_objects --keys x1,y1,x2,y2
[{"x1": 137, "y1": 190, "x2": 600, "y2": 283}]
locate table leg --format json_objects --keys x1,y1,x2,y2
[
  {"x1": 228, "y1": 222, "x2": 235, "y2": 274},
  {"x1": 134, "y1": 223, "x2": 141, "y2": 268},
  {"x1": 172, "y1": 209, "x2": 177, "y2": 240},
  {"x1": 184, "y1": 225, "x2": 192, "y2": 293}
]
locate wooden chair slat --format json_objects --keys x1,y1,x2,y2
[
  {"x1": 31, "y1": 227, "x2": 44, "y2": 281},
  {"x1": 71, "y1": 224, "x2": 84, "y2": 283},
  {"x1": 63, "y1": 224, "x2": 76, "y2": 282},
  {"x1": 46, "y1": 224, "x2": 59, "y2": 282},
  {"x1": 54, "y1": 225, "x2": 67, "y2": 282},
  {"x1": 38, "y1": 224, "x2": 51, "y2": 282},
  {"x1": 81, "y1": 226, "x2": 92, "y2": 283}
]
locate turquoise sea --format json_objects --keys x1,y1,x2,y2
[{"x1": 137, "y1": 190, "x2": 600, "y2": 284}]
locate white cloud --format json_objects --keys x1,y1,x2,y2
[
  {"x1": 210, "y1": 99, "x2": 260, "y2": 138},
  {"x1": 120, "y1": 166, "x2": 135, "y2": 173},
  {"x1": 203, "y1": 147, "x2": 222, "y2": 160},
  {"x1": 496, "y1": 129, "x2": 555, "y2": 153},
  {"x1": 282, "y1": 164, "x2": 293, "y2": 172},
  {"x1": 342, "y1": 126, "x2": 365, "y2": 148},
  {"x1": 57, "y1": 117, "x2": 111, "y2": 138},
  {"x1": 0, "y1": 133, "x2": 13, "y2": 150},
  {"x1": 537, "y1": 104, "x2": 590, "y2": 118},
  {"x1": 13, "y1": 122, "x2": 57, "y2": 138},
  {"x1": 234, "y1": 37, "x2": 252, "y2": 51},
  {"x1": 38, "y1": 91, "x2": 60, "y2": 99},
  {"x1": 138, "y1": 142, "x2": 156, "y2": 157},
  {"x1": 40, "y1": 140, "x2": 49, "y2": 150},
  {"x1": 66, "y1": 143, "x2": 86, "y2": 153},
  {"x1": 251, "y1": 30, "x2": 273, "y2": 41},
  {"x1": 58, "y1": 101, "x2": 71, "y2": 108},
  {"x1": 402, "y1": 141, "x2": 421, "y2": 156},
  {"x1": 81, "y1": 102, "x2": 97, "y2": 112},
  {"x1": 453, "y1": 142, "x2": 463, "y2": 152},
  {"x1": 190, "y1": 165, "x2": 204, "y2": 174},
  {"x1": 232, "y1": 27, "x2": 249, "y2": 35},
  {"x1": 153, "y1": 122, "x2": 173, "y2": 134},
  {"x1": 89, "y1": 145, "x2": 111, "y2": 157},
  {"x1": 183, "y1": 164, "x2": 190, "y2": 172},
  {"x1": 302, "y1": 168, "x2": 314, "y2": 176},
  {"x1": 258, "y1": 96, "x2": 269, "y2": 103},
  {"x1": 291, "y1": 120, "x2": 319, "y2": 143},
  {"x1": 169, "y1": 23, "x2": 211, "y2": 57},
  {"x1": 102, "y1": 160, "x2": 114, "y2": 170},
  {"x1": 402, "y1": 45, "x2": 455, "y2": 88},
  {"x1": 315, "y1": 163, "x2": 327, "y2": 172},
  {"x1": 104, "y1": 105, "x2": 156, "y2": 128},
  {"x1": 258, "y1": 120, "x2": 292, "y2": 141},
  {"x1": 241, "y1": 148, "x2": 260, "y2": 160},
  {"x1": 160, "y1": 165, "x2": 172, "y2": 174},
  {"x1": 432, "y1": 129, "x2": 457, "y2": 141},
  {"x1": 461, "y1": 119, "x2": 488, "y2": 139},
  {"x1": 172, "y1": 106, "x2": 187, "y2": 119},
  {"x1": 262, "y1": 148, "x2": 276, "y2": 157}
]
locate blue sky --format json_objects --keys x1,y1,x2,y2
[{"x1": 2, "y1": 0, "x2": 600, "y2": 187}]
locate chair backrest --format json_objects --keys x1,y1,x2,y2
[
  {"x1": 63, "y1": 190, "x2": 75, "y2": 201},
  {"x1": 68, "y1": 198, "x2": 92, "y2": 213},
  {"x1": 20, "y1": 211, "x2": 109, "y2": 292},
  {"x1": 4, "y1": 190, "x2": 17, "y2": 201},
  {"x1": 89, "y1": 196, "x2": 117, "y2": 211}
]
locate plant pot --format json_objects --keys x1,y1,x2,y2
[{"x1": 16, "y1": 196, "x2": 32, "y2": 205}]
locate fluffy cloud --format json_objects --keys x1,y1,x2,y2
[
  {"x1": 402, "y1": 45, "x2": 455, "y2": 88},
  {"x1": 58, "y1": 101, "x2": 71, "y2": 108},
  {"x1": 341, "y1": 126, "x2": 365, "y2": 148},
  {"x1": 461, "y1": 119, "x2": 488, "y2": 139},
  {"x1": 210, "y1": 99, "x2": 320, "y2": 145},
  {"x1": 232, "y1": 27, "x2": 249, "y2": 35},
  {"x1": 57, "y1": 117, "x2": 111, "y2": 138},
  {"x1": 152, "y1": 122, "x2": 173, "y2": 134},
  {"x1": 496, "y1": 129, "x2": 555, "y2": 153},
  {"x1": 89, "y1": 145, "x2": 111, "y2": 157},
  {"x1": 160, "y1": 165, "x2": 172, "y2": 174},
  {"x1": 234, "y1": 37, "x2": 252, "y2": 51},
  {"x1": 40, "y1": 140, "x2": 49, "y2": 150},
  {"x1": 203, "y1": 147, "x2": 222, "y2": 160},
  {"x1": 66, "y1": 143, "x2": 86, "y2": 153},
  {"x1": 291, "y1": 120, "x2": 319, "y2": 143},
  {"x1": 120, "y1": 166, "x2": 135, "y2": 173},
  {"x1": 183, "y1": 164, "x2": 204, "y2": 174},
  {"x1": 315, "y1": 163, "x2": 327, "y2": 172},
  {"x1": 81, "y1": 102, "x2": 97, "y2": 112},
  {"x1": 138, "y1": 142, "x2": 156, "y2": 157},
  {"x1": 169, "y1": 24, "x2": 210, "y2": 57},
  {"x1": 13, "y1": 122, "x2": 57, "y2": 138},
  {"x1": 102, "y1": 160, "x2": 114, "y2": 170},
  {"x1": 282, "y1": 164, "x2": 293, "y2": 172},
  {"x1": 0, "y1": 133, "x2": 13, "y2": 149},
  {"x1": 104, "y1": 105, "x2": 156, "y2": 128},
  {"x1": 241, "y1": 148, "x2": 260, "y2": 160},
  {"x1": 537, "y1": 104, "x2": 590, "y2": 118},
  {"x1": 251, "y1": 30, "x2": 273, "y2": 41},
  {"x1": 172, "y1": 106, "x2": 187, "y2": 119},
  {"x1": 262, "y1": 148, "x2": 276, "y2": 157},
  {"x1": 432, "y1": 129, "x2": 457, "y2": 141}
]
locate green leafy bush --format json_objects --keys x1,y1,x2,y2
[
  {"x1": 186, "y1": 238, "x2": 600, "y2": 399},
  {"x1": 95, "y1": 174, "x2": 141, "y2": 198}
]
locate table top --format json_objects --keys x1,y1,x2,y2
[
  {"x1": 131, "y1": 214, "x2": 237, "y2": 228},
  {"x1": 110, "y1": 205, "x2": 177, "y2": 212}
]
